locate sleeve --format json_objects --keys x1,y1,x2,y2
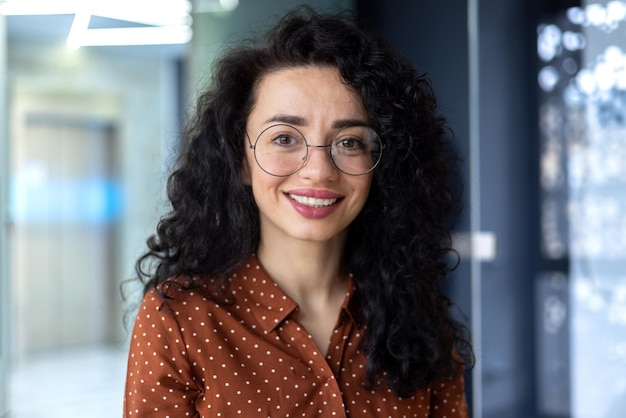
[
  {"x1": 123, "y1": 290, "x2": 202, "y2": 417},
  {"x1": 430, "y1": 371, "x2": 469, "y2": 418}
]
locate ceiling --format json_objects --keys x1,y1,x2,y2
[{"x1": 5, "y1": 14, "x2": 189, "y2": 58}]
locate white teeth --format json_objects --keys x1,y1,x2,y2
[{"x1": 288, "y1": 194, "x2": 337, "y2": 208}]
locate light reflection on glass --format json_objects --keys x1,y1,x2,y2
[
  {"x1": 538, "y1": 2, "x2": 626, "y2": 417},
  {"x1": 538, "y1": 65, "x2": 560, "y2": 91},
  {"x1": 538, "y1": 24, "x2": 562, "y2": 62},
  {"x1": 562, "y1": 31, "x2": 586, "y2": 50}
]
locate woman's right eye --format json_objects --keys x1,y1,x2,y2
[{"x1": 272, "y1": 134, "x2": 298, "y2": 146}]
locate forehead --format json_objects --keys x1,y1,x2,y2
[{"x1": 248, "y1": 66, "x2": 366, "y2": 126}]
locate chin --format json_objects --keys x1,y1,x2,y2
[{"x1": 290, "y1": 227, "x2": 347, "y2": 244}]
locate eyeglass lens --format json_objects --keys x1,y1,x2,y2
[{"x1": 253, "y1": 124, "x2": 382, "y2": 176}]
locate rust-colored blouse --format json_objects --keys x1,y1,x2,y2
[{"x1": 124, "y1": 255, "x2": 468, "y2": 417}]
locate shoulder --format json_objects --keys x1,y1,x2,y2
[
  {"x1": 429, "y1": 371, "x2": 468, "y2": 415},
  {"x1": 136, "y1": 277, "x2": 221, "y2": 319},
  {"x1": 135, "y1": 256, "x2": 263, "y2": 325}
]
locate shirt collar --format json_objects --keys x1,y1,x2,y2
[
  {"x1": 232, "y1": 254, "x2": 362, "y2": 333},
  {"x1": 342, "y1": 276, "x2": 364, "y2": 329}
]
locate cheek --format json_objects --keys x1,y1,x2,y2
[
  {"x1": 246, "y1": 162, "x2": 283, "y2": 199},
  {"x1": 355, "y1": 178, "x2": 374, "y2": 212},
  {"x1": 343, "y1": 178, "x2": 372, "y2": 217},
  {"x1": 355, "y1": 175, "x2": 374, "y2": 198}
]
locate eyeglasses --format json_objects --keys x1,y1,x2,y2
[{"x1": 246, "y1": 124, "x2": 383, "y2": 177}]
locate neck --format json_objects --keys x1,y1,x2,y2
[{"x1": 256, "y1": 235, "x2": 347, "y2": 305}]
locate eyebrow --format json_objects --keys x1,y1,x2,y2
[{"x1": 264, "y1": 114, "x2": 370, "y2": 129}]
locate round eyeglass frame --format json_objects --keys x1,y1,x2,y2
[{"x1": 245, "y1": 123, "x2": 384, "y2": 177}]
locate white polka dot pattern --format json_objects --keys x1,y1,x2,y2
[{"x1": 123, "y1": 255, "x2": 468, "y2": 417}]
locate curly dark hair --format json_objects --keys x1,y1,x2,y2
[{"x1": 135, "y1": 7, "x2": 473, "y2": 398}]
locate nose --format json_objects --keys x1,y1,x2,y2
[{"x1": 298, "y1": 144, "x2": 338, "y2": 181}]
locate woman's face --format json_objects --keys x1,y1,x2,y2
[{"x1": 243, "y1": 66, "x2": 374, "y2": 246}]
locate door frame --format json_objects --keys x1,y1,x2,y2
[{"x1": 1, "y1": 13, "x2": 10, "y2": 418}]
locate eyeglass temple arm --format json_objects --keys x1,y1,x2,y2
[{"x1": 244, "y1": 131, "x2": 256, "y2": 149}]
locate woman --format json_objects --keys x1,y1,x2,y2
[{"x1": 124, "y1": 7, "x2": 473, "y2": 417}]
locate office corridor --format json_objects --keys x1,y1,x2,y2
[{"x1": 9, "y1": 344, "x2": 127, "y2": 418}]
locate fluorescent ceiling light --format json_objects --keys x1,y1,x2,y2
[
  {"x1": 88, "y1": 1, "x2": 191, "y2": 26},
  {"x1": 66, "y1": 12, "x2": 91, "y2": 50},
  {"x1": 77, "y1": 26, "x2": 193, "y2": 47},
  {"x1": 1, "y1": 0, "x2": 196, "y2": 47},
  {"x1": 0, "y1": 0, "x2": 191, "y2": 24}
]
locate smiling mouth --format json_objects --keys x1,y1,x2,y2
[{"x1": 288, "y1": 194, "x2": 339, "y2": 208}]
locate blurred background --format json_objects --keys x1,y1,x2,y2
[{"x1": 0, "y1": 0, "x2": 625, "y2": 417}]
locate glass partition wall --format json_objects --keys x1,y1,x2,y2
[{"x1": 537, "y1": 1, "x2": 626, "y2": 416}]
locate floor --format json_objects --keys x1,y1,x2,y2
[{"x1": 8, "y1": 344, "x2": 128, "y2": 418}]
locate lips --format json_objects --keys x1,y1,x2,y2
[{"x1": 287, "y1": 193, "x2": 338, "y2": 208}]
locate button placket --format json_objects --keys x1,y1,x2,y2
[{"x1": 285, "y1": 318, "x2": 347, "y2": 417}]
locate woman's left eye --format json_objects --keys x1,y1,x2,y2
[{"x1": 336, "y1": 138, "x2": 365, "y2": 150}]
